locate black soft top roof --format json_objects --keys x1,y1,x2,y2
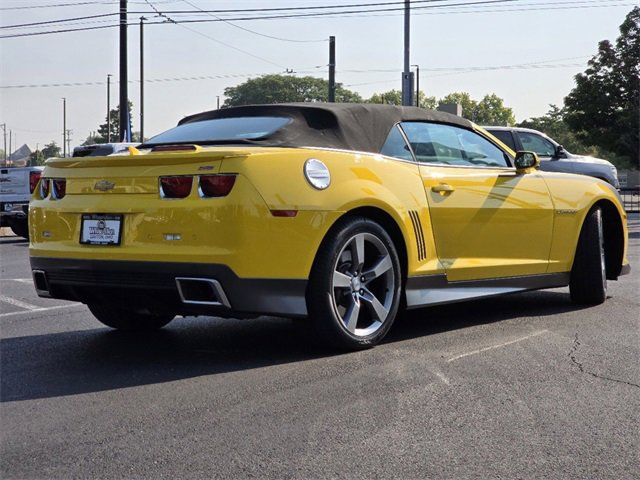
[{"x1": 178, "y1": 103, "x2": 474, "y2": 153}]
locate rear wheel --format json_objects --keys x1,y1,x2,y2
[
  {"x1": 8, "y1": 218, "x2": 29, "y2": 240},
  {"x1": 307, "y1": 217, "x2": 402, "y2": 349},
  {"x1": 88, "y1": 304, "x2": 175, "y2": 331},
  {"x1": 570, "y1": 207, "x2": 607, "y2": 305}
]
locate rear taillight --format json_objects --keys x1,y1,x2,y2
[
  {"x1": 160, "y1": 176, "x2": 193, "y2": 199},
  {"x1": 198, "y1": 175, "x2": 236, "y2": 198},
  {"x1": 29, "y1": 171, "x2": 41, "y2": 194},
  {"x1": 52, "y1": 179, "x2": 66, "y2": 199},
  {"x1": 40, "y1": 178, "x2": 50, "y2": 198}
]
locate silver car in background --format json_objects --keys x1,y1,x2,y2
[{"x1": 485, "y1": 126, "x2": 619, "y2": 188}]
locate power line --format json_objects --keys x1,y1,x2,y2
[
  {"x1": 142, "y1": 0, "x2": 288, "y2": 69},
  {"x1": 178, "y1": 0, "x2": 327, "y2": 43},
  {"x1": 0, "y1": 0, "x2": 633, "y2": 38},
  {"x1": 0, "y1": 56, "x2": 593, "y2": 89}
]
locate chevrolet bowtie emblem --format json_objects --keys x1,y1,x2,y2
[{"x1": 94, "y1": 180, "x2": 115, "y2": 191}]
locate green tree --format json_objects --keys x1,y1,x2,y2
[
  {"x1": 564, "y1": 7, "x2": 639, "y2": 168},
  {"x1": 366, "y1": 89, "x2": 437, "y2": 108},
  {"x1": 41, "y1": 141, "x2": 61, "y2": 159},
  {"x1": 223, "y1": 74, "x2": 362, "y2": 106},
  {"x1": 91, "y1": 101, "x2": 135, "y2": 143},
  {"x1": 29, "y1": 150, "x2": 46, "y2": 166},
  {"x1": 438, "y1": 92, "x2": 515, "y2": 125}
]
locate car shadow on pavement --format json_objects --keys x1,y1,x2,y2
[
  {"x1": 0, "y1": 237, "x2": 28, "y2": 245},
  {"x1": 1, "y1": 289, "x2": 586, "y2": 403}
]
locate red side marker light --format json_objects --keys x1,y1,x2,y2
[{"x1": 270, "y1": 210, "x2": 298, "y2": 217}]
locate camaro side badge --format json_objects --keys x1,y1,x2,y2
[
  {"x1": 556, "y1": 209, "x2": 578, "y2": 215},
  {"x1": 94, "y1": 180, "x2": 116, "y2": 191}
]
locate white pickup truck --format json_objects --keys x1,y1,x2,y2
[{"x1": 0, "y1": 166, "x2": 44, "y2": 239}]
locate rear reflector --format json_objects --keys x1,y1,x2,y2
[
  {"x1": 52, "y1": 179, "x2": 66, "y2": 199},
  {"x1": 29, "y1": 171, "x2": 41, "y2": 194},
  {"x1": 160, "y1": 176, "x2": 193, "y2": 198},
  {"x1": 270, "y1": 210, "x2": 298, "y2": 217},
  {"x1": 199, "y1": 175, "x2": 236, "y2": 198}
]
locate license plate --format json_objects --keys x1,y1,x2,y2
[{"x1": 80, "y1": 214, "x2": 123, "y2": 245}]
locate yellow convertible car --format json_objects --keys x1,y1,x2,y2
[{"x1": 29, "y1": 103, "x2": 630, "y2": 349}]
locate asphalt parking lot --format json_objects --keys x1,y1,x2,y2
[{"x1": 1, "y1": 218, "x2": 638, "y2": 479}]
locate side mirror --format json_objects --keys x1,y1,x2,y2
[
  {"x1": 555, "y1": 145, "x2": 566, "y2": 159},
  {"x1": 514, "y1": 151, "x2": 540, "y2": 172}
]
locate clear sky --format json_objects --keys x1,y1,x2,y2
[{"x1": 0, "y1": 0, "x2": 635, "y2": 152}]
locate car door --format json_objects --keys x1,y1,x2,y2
[{"x1": 399, "y1": 122, "x2": 555, "y2": 282}]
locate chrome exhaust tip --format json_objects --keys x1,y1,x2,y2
[{"x1": 175, "y1": 277, "x2": 231, "y2": 308}]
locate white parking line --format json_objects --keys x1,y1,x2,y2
[
  {"x1": 0, "y1": 295, "x2": 41, "y2": 311},
  {"x1": 0, "y1": 303, "x2": 82, "y2": 319},
  {"x1": 446, "y1": 330, "x2": 549, "y2": 363},
  {"x1": 11, "y1": 278, "x2": 33, "y2": 284},
  {"x1": 429, "y1": 368, "x2": 451, "y2": 385}
]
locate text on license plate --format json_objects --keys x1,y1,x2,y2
[{"x1": 80, "y1": 214, "x2": 123, "y2": 245}]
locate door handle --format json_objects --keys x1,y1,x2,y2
[{"x1": 431, "y1": 184, "x2": 455, "y2": 193}]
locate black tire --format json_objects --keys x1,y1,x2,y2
[
  {"x1": 570, "y1": 207, "x2": 607, "y2": 305},
  {"x1": 307, "y1": 216, "x2": 402, "y2": 350},
  {"x1": 88, "y1": 303, "x2": 175, "y2": 331},
  {"x1": 8, "y1": 218, "x2": 29, "y2": 240}
]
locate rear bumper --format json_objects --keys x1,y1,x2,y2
[{"x1": 29, "y1": 257, "x2": 308, "y2": 318}]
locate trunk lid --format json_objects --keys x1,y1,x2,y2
[{"x1": 44, "y1": 148, "x2": 249, "y2": 195}]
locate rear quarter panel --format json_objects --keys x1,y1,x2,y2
[{"x1": 541, "y1": 172, "x2": 628, "y2": 273}]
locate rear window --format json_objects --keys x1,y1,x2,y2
[
  {"x1": 144, "y1": 116, "x2": 291, "y2": 146},
  {"x1": 486, "y1": 129, "x2": 516, "y2": 151}
]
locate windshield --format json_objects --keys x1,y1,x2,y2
[{"x1": 143, "y1": 116, "x2": 291, "y2": 146}]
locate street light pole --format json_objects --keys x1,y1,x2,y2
[
  {"x1": 328, "y1": 36, "x2": 336, "y2": 103},
  {"x1": 62, "y1": 97, "x2": 66, "y2": 157},
  {"x1": 119, "y1": 0, "x2": 129, "y2": 142},
  {"x1": 416, "y1": 65, "x2": 419, "y2": 107},
  {"x1": 401, "y1": 0, "x2": 413, "y2": 106},
  {"x1": 107, "y1": 74, "x2": 112, "y2": 143},
  {"x1": 139, "y1": 16, "x2": 146, "y2": 142},
  {"x1": 1, "y1": 123, "x2": 6, "y2": 162}
]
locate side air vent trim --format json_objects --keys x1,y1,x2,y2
[{"x1": 408, "y1": 210, "x2": 426, "y2": 261}]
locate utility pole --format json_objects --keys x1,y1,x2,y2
[
  {"x1": 416, "y1": 65, "x2": 419, "y2": 107},
  {"x1": 1, "y1": 123, "x2": 6, "y2": 162},
  {"x1": 119, "y1": 0, "x2": 129, "y2": 142},
  {"x1": 216, "y1": 96, "x2": 220, "y2": 109},
  {"x1": 139, "y1": 16, "x2": 146, "y2": 142},
  {"x1": 401, "y1": 0, "x2": 413, "y2": 106},
  {"x1": 62, "y1": 97, "x2": 66, "y2": 157},
  {"x1": 66, "y1": 129, "x2": 72, "y2": 156},
  {"x1": 8, "y1": 130, "x2": 12, "y2": 164},
  {"x1": 107, "y1": 74, "x2": 112, "y2": 143},
  {"x1": 328, "y1": 36, "x2": 336, "y2": 103}
]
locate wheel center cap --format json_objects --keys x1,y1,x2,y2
[{"x1": 351, "y1": 277, "x2": 362, "y2": 291}]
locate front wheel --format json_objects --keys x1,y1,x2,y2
[
  {"x1": 570, "y1": 207, "x2": 607, "y2": 305},
  {"x1": 88, "y1": 304, "x2": 175, "y2": 331},
  {"x1": 307, "y1": 217, "x2": 402, "y2": 350}
]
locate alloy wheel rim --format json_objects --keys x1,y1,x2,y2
[
  {"x1": 331, "y1": 232, "x2": 395, "y2": 337},
  {"x1": 598, "y1": 211, "x2": 607, "y2": 293}
]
